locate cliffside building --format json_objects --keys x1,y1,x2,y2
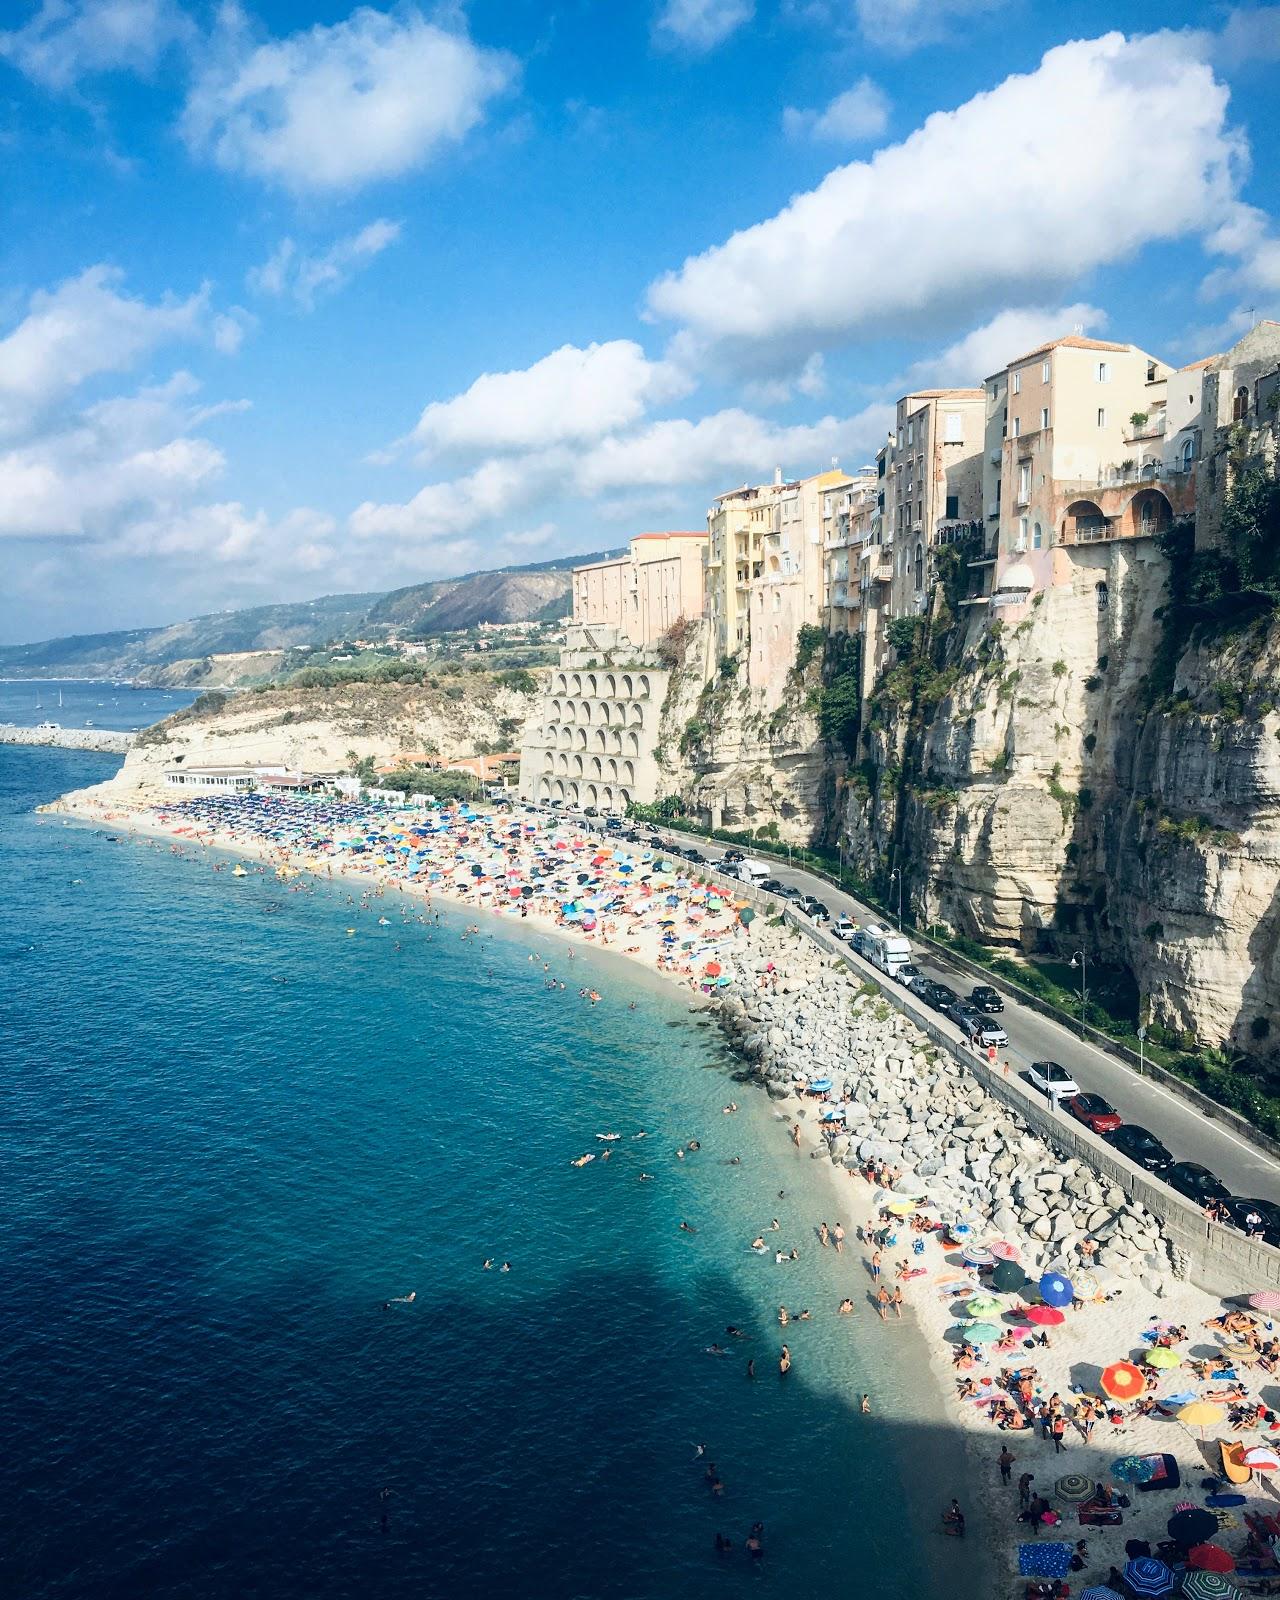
[
  {"x1": 519, "y1": 532, "x2": 707, "y2": 813},
  {"x1": 705, "y1": 477, "x2": 790, "y2": 660}
]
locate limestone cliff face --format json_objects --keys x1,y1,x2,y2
[
  {"x1": 654, "y1": 621, "x2": 828, "y2": 841},
  {"x1": 839, "y1": 530, "x2": 1280, "y2": 1056},
  {"x1": 65, "y1": 676, "x2": 539, "y2": 804}
]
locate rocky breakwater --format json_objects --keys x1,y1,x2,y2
[
  {"x1": 0, "y1": 722, "x2": 134, "y2": 754},
  {"x1": 714, "y1": 925, "x2": 1180, "y2": 1294}
]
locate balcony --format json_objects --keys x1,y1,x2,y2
[
  {"x1": 935, "y1": 517, "x2": 984, "y2": 546},
  {"x1": 967, "y1": 545, "x2": 999, "y2": 567}
]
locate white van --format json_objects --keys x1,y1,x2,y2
[
  {"x1": 734, "y1": 859, "x2": 771, "y2": 885},
  {"x1": 862, "y1": 924, "x2": 913, "y2": 977}
]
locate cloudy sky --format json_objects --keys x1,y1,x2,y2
[{"x1": 2, "y1": 0, "x2": 1279, "y2": 642}]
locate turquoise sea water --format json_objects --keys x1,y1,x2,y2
[
  {"x1": 0, "y1": 679, "x2": 196, "y2": 731},
  {"x1": 1, "y1": 748, "x2": 971, "y2": 1600}
]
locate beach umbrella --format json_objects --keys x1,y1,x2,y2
[
  {"x1": 1182, "y1": 1573, "x2": 1242, "y2": 1600},
  {"x1": 1077, "y1": 1589, "x2": 1123, "y2": 1600},
  {"x1": 1169, "y1": 1508, "x2": 1220, "y2": 1547},
  {"x1": 962, "y1": 1322, "x2": 1002, "y2": 1343},
  {"x1": 1056, "y1": 1472, "x2": 1095, "y2": 1502},
  {"x1": 1242, "y1": 1445, "x2": 1280, "y2": 1472},
  {"x1": 1018, "y1": 1542, "x2": 1073, "y2": 1578},
  {"x1": 738, "y1": 907, "x2": 755, "y2": 926},
  {"x1": 1039, "y1": 1271, "x2": 1074, "y2": 1308},
  {"x1": 1188, "y1": 1546, "x2": 1236, "y2": 1573},
  {"x1": 1146, "y1": 1347, "x2": 1183, "y2": 1369},
  {"x1": 887, "y1": 1200, "x2": 917, "y2": 1216},
  {"x1": 966, "y1": 1295, "x2": 1003, "y2": 1316},
  {"x1": 1111, "y1": 1455, "x2": 1158, "y2": 1483},
  {"x1": 1179, "y1": 1401, "x2": 1226, "y2": 1435},
  {"x1": 1024, "y1": 1305, "x2": 1065, "y2": 1326},
  {"x1": 704, "y1": 961, "x2": 722, "y2": 977},
  {"x1": 1249, "y1": 1291, "x2": 1280, "y2": 1312},
  {"x1": 1222, "y1": 1340, "x2": 1257, "y2": 1360},
  {"x1": 989, "y1": 1240, "x2": 1021, "y2": 1261},
  {"x1": 992, "y1": 1260, "x2": 1028, "y2": 1294},
  {"x1": 1102, "y1": 1362, "x2": 1147, "y2": 1402},
  {"x1": 962, "y1": 1245, "x2": 994, "y2": 1267},
  {"x1": 1124, "y1": 1557, "x2": 1174, "y2": 1597}
]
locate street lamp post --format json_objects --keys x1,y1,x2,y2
[
  {"x1": 1069, "y1": 949, "x2": 1088, "y2": 1036},
  {"x1": 1137, "y1": 1023, "x2": 1146, "y2": 1076},
  {"x1": 889, "y1": 867, "x2": 903, "y2": 930}
]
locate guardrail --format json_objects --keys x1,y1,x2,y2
[{"x1": 654, "y1": 821, "x2": 1280, "y2": 1168}]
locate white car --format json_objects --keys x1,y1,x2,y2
[
  {"x1": 832, "y1": 914, "x2": 856, "y2": 941},
  {"x1": 1026, "y1": 1060, "x2": 1080, "y2": 1099},
  {"x1": 895, "y1": 962, "x2": 923, "y2": 987}
]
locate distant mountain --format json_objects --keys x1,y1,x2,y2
[{"x1": 0, "y1": 549, "x2": 620, "y2": 680}]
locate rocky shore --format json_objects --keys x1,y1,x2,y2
[
  {"x1": 0, "y1": 722, "x2": 134, "y2": 754},
  {"x1": 712, "y1": 921, "x2": 1180, "y2": 1294}
]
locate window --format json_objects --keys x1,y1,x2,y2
[
  {"x1": 1233, "y1": 386, "x2": 1249, "y2": 422},
  {"x1": 1097, "y1": 362, "x2": 1110, "y2": 382},
  {"x1": 1012, "y1": 370, "x2": 1022, "y2": 394},
  {"x1": 1017, "y1": 462, "x2": 1031, "y2": 504},
  {"x1": 945, "y1": 493, "x2": 959, "y2": 519},
  {"x1": 1033, "y1": 522, "x2": 1043, "y2": 550},
  {"x1": 943, "y1": 411, "x2": 963, "y2": 443},
  {"x1": 1042, "y1": 360, "x2": 1050, "y2": 383},
  {"x1": 907, "y1": 420, "x2": 915, "y2": 445},
  {"x1": 1041, "y1": 407, "x2": 1050, "y2": 430},
  {"x1": 914, "y1": 543, "x2": 924, "y2": 590},
  {"x1": 1096, "y1": 580, "x2": 1109, "y2": 611},
  {"x1": 1097, "y1": 407, "x2": 1107, "y2": 428},
  {"x1": 1182, "y1": 437, "x2": 1195, "y2": 469},
  {"x1": 1017, "y1": 516, "x2": 1029, "y2": 549},
  {"x1": 1146, "y1": 361, "x2": 1156, "y2": 382},
  {"x1": 1013, "y1": 417, "x2": 1022, "y2": 437}
]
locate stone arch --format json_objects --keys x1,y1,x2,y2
[
  {"x1": 637, "y1": 673, "x2": 651, "y2": 698},
  {"x1": 603, "y1": 673, "x2": 617, "y2": 697},
  {"x1": 569, "y1": 673, "x2": 583, "y2": 696},
  {"x1": 609, "y1": 730, "x2": 623, "y2": 754},
  {"x1": 583, "y1": 783, "x2": 598, "y2": 809},
  {"x1": 580, "y1": 701, "x2": 593, "y2": 724},
  {"x1": 572, "y1": 755, "x2": 585, "y2": 776},
  {"x1": 1065, "y1": 499, "x2": 1108, "y2": 543},
  {"x1": 1125, "y1": 487, "x2": 1173, "y2": 539},
  {"x1": 550, "y1": 699, "x2": 562, "y2": 721},
  {"x1": 1182, "y1": 436, "x2": 1196, "y2": 470},
  {"x1": 563, "y1": 698, "x2": 576, "y2": 722},
  {"x1": 593, "y1": 727, "x2": 607, "y2": 752},
  {"x1": 556, "y1": 752, "x2": 569, "y2": 774},
  {"x1": 567, "y1": 781, "x2": 581, "y2": 807},
  {"x1": 557, "y1": 727, "x2": 571, "y2": 750},
  {"x1": 621, "y1": 759, "x2": 635, "y2": 785},
  {"x1": 585, "y1": 672, "x2": 598, "y2": 697},
  {"x1": 574, "y1": 726, "x2": 588, "y2": 750},
  {"x1": 627, "y1": 731, "x2": 640, "y2": 756},
  {"x1": 629, "y1": 703, "x2": 644, "y2": 727},
  {"x1": 597, "y1": 700, "x2": 612, "y2": 726},
  {"x1": 554, "y1": 673, "x2": 567, "y2": 695},
  {"x1": 551, "y1": 778, "x2": 565, "y2": 802},
  {"x1": 590, "y1": 756, "x2": 603, "y2": 779},
  {"x1": 621, "y1": 672, "x2": 634, "y2": 698},
  {"x1": 601, "y1": 786, "x2": 615, "y2": 812},
  {"x1": 606, "y1": 758, "x2": 618, "y2": 781}
]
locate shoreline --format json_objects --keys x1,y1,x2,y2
[{"x1": 42, "y1": 783, "x2": 1273, "y2": 1596}]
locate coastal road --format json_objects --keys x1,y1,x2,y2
[{"x1": 559, "y1": 813, "x2": 1280, "y2": 1209}]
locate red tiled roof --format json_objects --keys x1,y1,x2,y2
[{"x1": 1010, "y1": 333, "x2": 1132, "y2": 365}]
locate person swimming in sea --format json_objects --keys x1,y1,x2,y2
[{"x1": 679, "y1": 1221, "x2": 697, "y2": 1234}]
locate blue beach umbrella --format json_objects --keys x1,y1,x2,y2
[
  {"x1": 1123, "y1": 1557, "x2": 1174, "y2": 1597},
  {"x1": 1039, "y1": 1271, "x2": 1073, "y2": 1308},
  {"x1": 1077, "y1": 1589, "x2": 1123, "y2": 1600}
]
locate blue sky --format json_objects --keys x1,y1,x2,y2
[{"x1": 2, "y1": 0, "x2": 1279, "y2": 642}]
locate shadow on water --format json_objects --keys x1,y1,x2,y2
[{"x1": 0, "y1": 1253, "x2": 990, "y2": 1600}]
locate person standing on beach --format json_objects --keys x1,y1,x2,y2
[
  {"x1": 891, "y1": 1286, "x2": 904, "y2": 1319},
  {"x1": 1018, "y1": 1472, "x2": 1034, "y2": 1508},
  {"x1": 876, "y1": 1286, "x2": 890, "y2": 1321},
  {"x1": 870, "y1": 1250, "x2": 882, "y2": 1281},
  {"x1": 833, "y1": 1222, "x2": 845, "y2": 1253},
  {"x1": 998, "y1": 1446, "x2": 1015, "y2": 1484},
  {"x1": 819, "y1": 1222, "x2": 829, "y2": 1247},
  {"x1": 1051, "y1": 1413, "x2": 1067, "y2": 1454}
]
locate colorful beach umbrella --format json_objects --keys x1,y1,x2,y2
[
  {"x1": 1039, "y1": 1271, "x2": 1074, "y2": 1308},
  {"x1": 1023, "y1": 1305, "x2": 1065, "y2": 1326},
  {"x1": 989, "y1": 1240, "x2": 1021, "y2": 1261},
  {"x1": 1249, "y1": 1291, "x2": 1280, "y2": 1311},
  {"x1": 1179, "y1": 1400, "x2": 1226, "y2": 1431},
  {"x1": 1101, "y1": 1362, "x2": 1146, "y2": 1402},
  {"x1": 966, "y1": 1296, "x2": 1003, "y2": 1316},
  {"x1": 1145, "y1": 1347, "x2": 1183, "y2": 1369},
  {"x1": 1077, "y1": 1589, "x2": 1123, "y2": 1600},
  {"x1": 1242, "y1": 1445, "x2": 1280, "y2": 1472},
  {"x1": 1111, "y1": 1455, "x2": 1158, "y2": 1483},
  {"x1": 1055, "y1": 1472, "x2": 1094, "y2": 1502},
  {"x1": 962, "y1": 1245, "x2": 994, "y2": 1267},
  {"x1": 1188, "y1": 1545, "x2": 1236, "y2": 1573},
  {"x1": 961, "y1": 1322, "x2": 1002, "y2": 1343},
  {"x1": 1124, "y1": 1557, "x2": 1174, "y2": 1597},
  {"x1": 1181, "y1": 1572, "x2": 1242, "y2": 1600}
]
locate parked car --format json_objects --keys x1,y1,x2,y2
[
  {"x1": 1164, "y1": 1161, "x2": 1230, "y2": 1205},
  {"x1": 968, "y1": 985, "x2": 1004, "y2": 1013},
  {"x1": 760, "y1": 879, "x2": 784, "y2": 894},
  {"x1": 926, "y1": 983, "x2": 959, "y2": 1014},
  {"x1": 895, "y1": 962, "x2": 923, "y2": 987},
  {"x1": 777, "y1": 885, "x2": 804, "y2": 902},
  {"x1": 684, "y1": 848, "x2": 706, "y2": 864},
  {"x1": 832, "y1": 914, "x2": 856, "y2": 941},
  {"x1": 583, "y1": 805, "x2": 599, "y2": 817},
  {"x1": 942, "y1": 997, "x2": 974, "y2": 1028},
  {"x1": 722, "y1": 848, "x2": 745, "y2": 864},
  {"x1": 908, "y1": 976, "x2": 946, "y2": 1005},
  {"x1": 967, "y1": 1013, "x2": 1009, "y2": 1048},
  {"x1": 1065, "y1": 1092, "x2": 1122, "y2": 1134},
  {"x1": 1104, "y1": 1123, "x2": 1173, "y2": 1173},
  {"x1": 1222, "y1": 1197, "x2": 1280, "y2": 1242},
  {"x1": 1026, "y1": 1060, "x2": 1080, "y2": 1099},
  {"x1": 801, "y1": 899, "x2": 830, "y2": 922},
  {"x1": 605, "y1": 817, "x2": 623, "y2": 830}
]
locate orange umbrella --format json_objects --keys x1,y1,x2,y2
[
  {"x1": 704, "y1": 961, "x2": 722, "y2": 977},
  {"x1": 1101, "y1": 1361, "x2": 1146, "y2": 1401}
]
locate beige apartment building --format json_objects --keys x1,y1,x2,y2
[
  {"x1": 570, "y1": 530, "x2": 707, "y2": 651},
  {"x1": 823, "y1": 473, "x2": 880, "y2": 635},
  {"x1": 705, "y1": 477, "x2": 791, "y2": 660},
  {"x1": 981, "y1": 335, "x2": 1183, "y2": 609}
]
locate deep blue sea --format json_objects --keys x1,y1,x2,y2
[
  {"x1": 0, "y1": 679, "x2": 197, "y2": 731},
  {"x1": 1, "y1": 748, "x2": 972, "y2": 1600}
]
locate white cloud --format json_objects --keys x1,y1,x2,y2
[
  {"x1": 1214, "y1": 6, "x2": 1280, "y2": 68},
  {"x1": 654, "y1": 0, "x2": 754, "y2": 51},
  {"x1": 350, "y1": 457, "x2": 529, "y2": 541},
  {"x1": 853, "y1": 0, "x2": 1006, "y2": 53},
  {"x1": 181, "y1": 6, "x2": 516, "y2": 193},
  {"x1": 911, "y1": 303, "x2": 1107, "y2": 388},
  {"x1": 647, "y1": 33, "x2": 1242, "y2": 364},
  {"x1": 247, "y1": 219, "x2": 402, "y2": 310},
  {"x1": 1201, "y1": 202, "x2": 1280, "y2": 303},
  {"x1": 0, "y1": 0, "x2": 191, "y2": 90},
  {"x1": 410, "y1": 341, "x2": 691, "y2": 458},
  {"x1": 783, "y1": 78, "x2": 889, "y2": 141},
  {"x1": 0, "y1": 266, "x2": 210, "y2": 434}
]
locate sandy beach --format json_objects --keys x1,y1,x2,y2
[{"x1": 46, "y1": 783, "x2": 1280, "y2": 1598}]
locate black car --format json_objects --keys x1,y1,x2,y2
[
  {"x1": 1223, "y1": 1197, "x2": 1280, "y2": 1242},
  {"x1": 722, "y1": 848, "x2": 745, "y2": 864},
  {"x1": 1105, "y1": 1123, "x2": 1173, "y2": 1173},
  {"x1": 583, "y1": 806, "x2": 599, "y2": 817},
  {"x1": 908, "y1": 975, "x2": 945, "y2": 1004},
  {"x1": 968, "y1": 985, "x2": 1004, "y2": 1013},
  {"x1": 684, "y1": 848, "x2": 706, "y2": 865},
  {"x1": 605, "y1": 817, "x2": 623, "y2": 830},
  {"x1": 1164, "y1": 1161, "x2": 1230, "y2": 1205},
  {"x1": 777, "y1": 885, "x2": 804, "y2": 902},
  {"x1": 803, "y1": 901, "x2": 830, "y2": 922},
  {"x1": 926, "y1": 983, "x2": 959, "y2": 1013},
  {"x1": 760, "y1": 879, "x2": 784, "y2": 894}
]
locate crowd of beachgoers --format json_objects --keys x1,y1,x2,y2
[{"x1": 45, "y1": 783, "x2": 1280, "y2": 1599}]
